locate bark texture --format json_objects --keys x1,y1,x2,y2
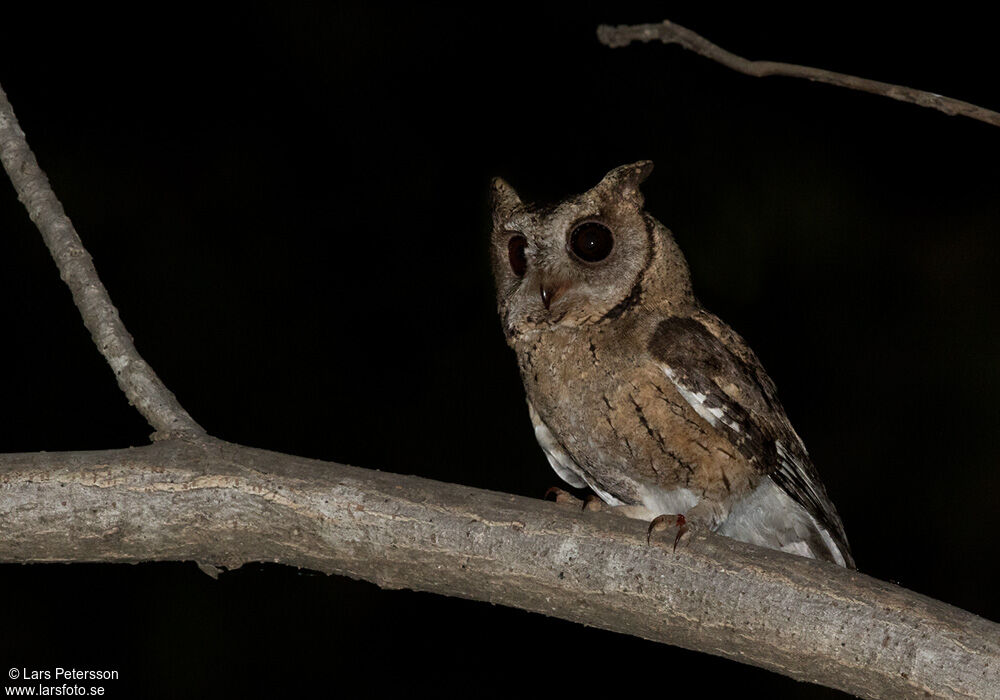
[{"x1": 2, "y1": 439, "x2": 997, "y2": 699}]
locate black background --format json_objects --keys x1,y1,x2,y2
[{"x1": 1, "y1": 4, "x2": 997, "y2": 698}]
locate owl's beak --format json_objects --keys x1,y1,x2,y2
[{"x1": 540, "y1": 282, "x2": 569, "y2": 310}]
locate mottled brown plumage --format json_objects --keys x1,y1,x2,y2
[{"x1": 490, "y1": 162, "x2": 854, "y2": 567}]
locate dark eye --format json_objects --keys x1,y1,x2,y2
[
  {"x1": 569, "y1": 222, "x2": 614, "y2": 263},
  {"x1": 507, "y1": 233, "x2": 527, "y2": 277}
]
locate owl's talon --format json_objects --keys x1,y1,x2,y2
[
  {"x1": 672, "y1": 514, "x2": 690, "y2": 551},
  {"x1": 545, "y1": 486, "x2": 583, "y2": 508},
  {"x1": 583, "y1": 494, "x2": 604, "y2": 512},
  {"x1": 646, "y1": 513, "x2": 688, "y2": 549}
]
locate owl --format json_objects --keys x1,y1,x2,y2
[{"x1": 490, "y1": 161, "x2": 854, "y2": 568}]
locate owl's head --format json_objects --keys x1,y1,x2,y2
[{"x1": 489, "y1": 161, "x2": 692, "y2": 339}]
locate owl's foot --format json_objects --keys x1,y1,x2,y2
[
  {"x1": 583, "y1": 494, "x2": 604, "y2": 511},
  {"x1": 545, "y1": 486, "x2": 584, "y2": 508},
  {"x1": 546, "y1": 488, "x2": 608, "y2": 513},
  {"x1": 646, "y1": 513, "x2": 688, "y2": 549},
  {"x1": 646, "y1": 502, "x2": 719, "y2": 550}
]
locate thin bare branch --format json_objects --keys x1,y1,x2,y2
[
  {"x1": 597, "y1": 20, "x2": 1000, "y2": 129},
  {"x1": 1, "y1": 440, "x2": 998, "y2": 699},
  {"x1": 0, "y1": 83, "x2": 204, "y2": 439}
]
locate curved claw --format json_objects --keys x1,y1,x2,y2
[
  {"x1": 646, "y1": 513, "x2": 688, "y2": 550},
  {"x1": 583, "y1": 494, "x2": 604, "y2": 512}
]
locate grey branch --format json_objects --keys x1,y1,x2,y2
[
  {"x1": 0, "y1": 84, "x2": 204, "y2": 439},
  {"x1": 1, "y1": 440, "x2": 998, "y2": 699},
  {"x1": 597, "y1": 20, "x2": 1000, "y2": 129}
]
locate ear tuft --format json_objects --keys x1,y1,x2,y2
[
  {"x1": 595, "y1": 161, "x2": 654, "y2": 203},
  {"x1": 490, "y1": 177, "x2": 524, "y2": 226}
]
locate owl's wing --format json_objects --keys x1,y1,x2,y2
[
  {"x1": 527, "y1": 400, "x2": 587, "y2": 490},
  {"x1": 528, "y1": 399, "x2": 638, "y2": 508},
  {"x1": 649, "y1": 313, "x2": 854, "y2": 567}
]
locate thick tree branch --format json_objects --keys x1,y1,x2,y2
[
  {"x1": 1, "y1": 440, "x2": 998, "y2": 699},
  {"x1": 597, "y1": 20, "x2": 1000, "y2": 129},
  {"x1": 0, "y1": 84, "x2": 204, "y2": 440}
]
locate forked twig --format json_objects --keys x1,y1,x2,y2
[
  {"x1": 597, "y1": 20, "x2": 1000, "y2": 129},
  {"x1": 0, "y1": 84, "x2": 204, "y2": 439}
]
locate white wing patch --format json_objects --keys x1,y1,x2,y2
[{"x1": 662, "y1": 366, "x2": 741, "y2": 433}]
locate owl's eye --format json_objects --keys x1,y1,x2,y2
[
  {"x1": 569, "y1": 222, "x2": 614, "y2": 263},
  {"x1": 507, "y1": 233, "x2": 528, "y2": 277}
]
